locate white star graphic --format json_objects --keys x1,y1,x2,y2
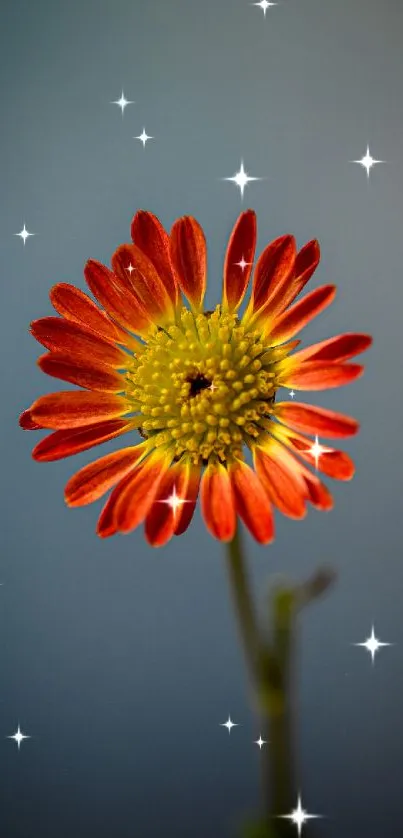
[
  {"x1": 221, "y1": 715, "x2": 238, "y2": 734},
  {"x1": 254, "y1": 735, "x2": 267, "y2": 749},
  {"x1": 111, "y1": 90, "x2": 134, "y2": 115},
  {"x1": 354, "y1": 625, "x2": 392, "y2": 664},
  {"x1": 289, "y1": 390, "x2": 295, "y2": 399},
  {"x1": 8, "y1": 724, "x2": 30, "y2": 750},
  {"x1": 127, "y1": 263, "x2": 134, "y2": 275},
  {"x1": 15, "y1": 224, "x2": 34, "y2": 245},
  {"x1": 309, "y1": 435, "x2": 331, "y2": 471},
  {"x1": 157, "y1": 485, "x2": 188, "y2": 518},
  {"x1": 279, "y1": 795, "x2": 321, "y2": 836},
  {"x1": 224, "y1": 160, "x2": 262, "y2": 199},
  {"x1": 252, "y1": 0, "x2": 278, "y2": 16},
  {"x1": 235, "y1": 255, "x2": 251, "y2": 272},
  {"x1": 352, "y1": 145, "x2": 383, "y2": 178},
  {"x1": 134, "y1": 128, "x2": 153, "y2": 147}
]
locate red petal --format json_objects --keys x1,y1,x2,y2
[
  {"x1": 228, "y1": 461, "x2": 274, "y2": 544},
  {"x1": 274, "y1": 427, "x2": 355, "y2": 480},
  {"x1": 257, "y1": 437, "x2": 334, "y2": 510},
  {"x1": 169, "y1": 216, "x2": 207, "y2": 310},
  {"x1": 144, "y1": 461, "x2": 192, "y2": 547},
  {"x1": 303, "y1": 471, "x2": 333, "y2": 510},
  {"x1": 173, "y1": 461, "x2": 201, "y2": 536},
  {"x1": 200, "y1": 463, "x2": 236, "y2": 541},
  {"x1": 65, "y1": 444, "x2": 147, "y2": 507},
  {"x1": 254, "y1": 447, "x2": 306, "y2": 519},
  {"x1": 111, "y1": 243, "x2": 175, "y2": 323},
  {"x1": 114, "y1": 451, "x2": 171, "y2": 533},
  {"x1": 222, "y1": 210, "x2": 256, "y2": 311},
  {"x1": 250, "y1": 235, "x2": 296, "y2": 314},
  {"x1": 275, "y1": 402, "x2": 359, "y2": 437},
  {"x1": 32, "y1": 419, "x2": 134, "y2": 462},
  {"x1": 97, "y1": 470, "x2": 135, "y2": 538},
  {"x1": 30, "y1": 391, "x2": 131, "y2": 429},
  {"x1": 269, "y1": 285, "x2": 337, "y2": 343},
  {"x1": 37, "y1": 353, "x2": 124, "y2": 392},
  {"x1": 84, "y1": 259, "x2": 152, "y2": 335},
  {"x1": 49, "y1": 283, "x2": 132, "y2": 346},
  {"x1": 131, "y1": 210, "x2": 178, "y2": 306},
  {"x1": 306, "y1": 448, "x2": 355, "y2": 480},
  {"x1": 19, "y1": 408, "x2": 42, "y2": 430},
  {"x1": 30, "y1": 317, "x2": 128, "y2": 368},
  {"x1": 265, "y1": 239, "x2": 321, "y2": 317},
  {"x1": 280, "y1": 362, "x2": 364, "y2": 390},
  {"x1": 291, "y1": 333, "x2": 373, "y2": 364}
]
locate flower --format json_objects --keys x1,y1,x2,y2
[{"x1": 20, "y1": 210, "x2": 372, "y2": 546}]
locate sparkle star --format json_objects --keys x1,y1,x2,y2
[
  {"x1": 8, "y1": 724, "x2": 30, "y2": 750},
  {"x1": 15, "y1": 224, "x2": 34, "y2": 245},
  {"x1": 111, "y1": 90, "x2": 133, "y2": 115},
  {"x1": 134, "y1": 128, "x2": 153, "y2": 147},
  {"x1": 235, "y1": 255, "x2": 251, "y2": 272},
  {"x1": 252, "y1": 1, "x2": 278, "y2": 15},
  {"x1": 352, "y1": 145, "x2": 383, "y2": 178},
  {"x1": 279, "y1": 795, "x2": 321, "y2": 836},
  {"x1": 221, "y1": 716, "x2": 238, "y2": 734},
  {"x1": 127, "y1": 263, "x2": 134, "y2": 275},
  {"x1": 157, "y1": 485, "x2": 187, "y2": 518},
  {"x1": 224, "y1": 160, "x2": 262, "y2": 199},
  {"x1": 354, "y1": 625, "x2": 392, "y2": 664},
  {"x1": 309, "y1": 435, "x2": 330, "y2": 471},
  {"x1": 254, "y1": 735, "x2": 267, "y2": 749},
  {"x1": 289, "y1": 390, "x2": 295, "y2": 399}
]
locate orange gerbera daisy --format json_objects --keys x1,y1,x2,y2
[{"x1": 20, "y1": 210, "x2": 372, "y2": 546}]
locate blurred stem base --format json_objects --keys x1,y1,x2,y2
[{"x1": 226, "y1": 527, "x2": 335, "y2": 837}]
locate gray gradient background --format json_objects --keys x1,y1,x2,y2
[{"x1": 1, "y1": 0, "x2": 402, "y2": 836}]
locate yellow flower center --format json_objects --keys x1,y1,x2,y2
[{"x1": 125, "y1": 305, "x2": 282, "y2": 465}]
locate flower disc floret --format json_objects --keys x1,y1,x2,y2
[{"x1": 125, "y1": 305, "x2": 278, "y2": 464}]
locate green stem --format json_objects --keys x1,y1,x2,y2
[
  {"x1": 266, "y1": 597, "x2": 296, "y2": 826},
  {"x1": 261, "y1": 711, "x2": 295, "y2": 836},
  {"x1": 225, "y1": 528, "x2": 296, "y2": 832},
  {"x1": 270, "y1": 590, "x2": 297, "y2": 816},
  {"x1": 225, "y1": 526, "x2": 261, "y2": 681}
]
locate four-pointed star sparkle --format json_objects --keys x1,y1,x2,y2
[
  {"x1": 279, "y1": 795, "x2": 321, "y2": 836},
  {"x1": 8, "y1": 725, "x2": 30, "y2": 750},
  {"x1": 111, "y1": 90, "x2": 134, "y2": 115},
  {"x1": 224, "y1": 160, "x2": 262, "y2": 199},
  {"x1": 235, "y1": 255, "x2": 252, "y2": 272},
  {"x1": 252, "y1": 1, "x2": 278, "y2": 15},
  {"x1": 254, "y1": 735, "x2": 267, "y2": 749},
  {"x1": 135, "y1": 128, "x2": 153, "y2": 148},
  {"x1": 289, "y1": 390, "x2": 295, "y2": 399},
  {"x1": 309, "y1": 435, "x2": 331, "y2": 471},
  {"x1": 157, "y1": 485, "x2": 188, "y2": 518},
  {"x1": 354, "y1": 625, "x2": 393, "y2": 664},
  {"x1": 352, "y1": 145, "x2": 383, "y2": 178},
  {"x1": 221, "y1": 716, "x2": 238, "y2": 734},
  {"x1": 14, "y1": 224, "x2": 34, "y2": 245}
]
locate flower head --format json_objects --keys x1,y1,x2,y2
[{"x1": 20, "y1": 210, "x2": 372, "y2": 545}]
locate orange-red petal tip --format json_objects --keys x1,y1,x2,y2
[{"x1": 19, "y1": 408, "x2": 41, "y2": 430}]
